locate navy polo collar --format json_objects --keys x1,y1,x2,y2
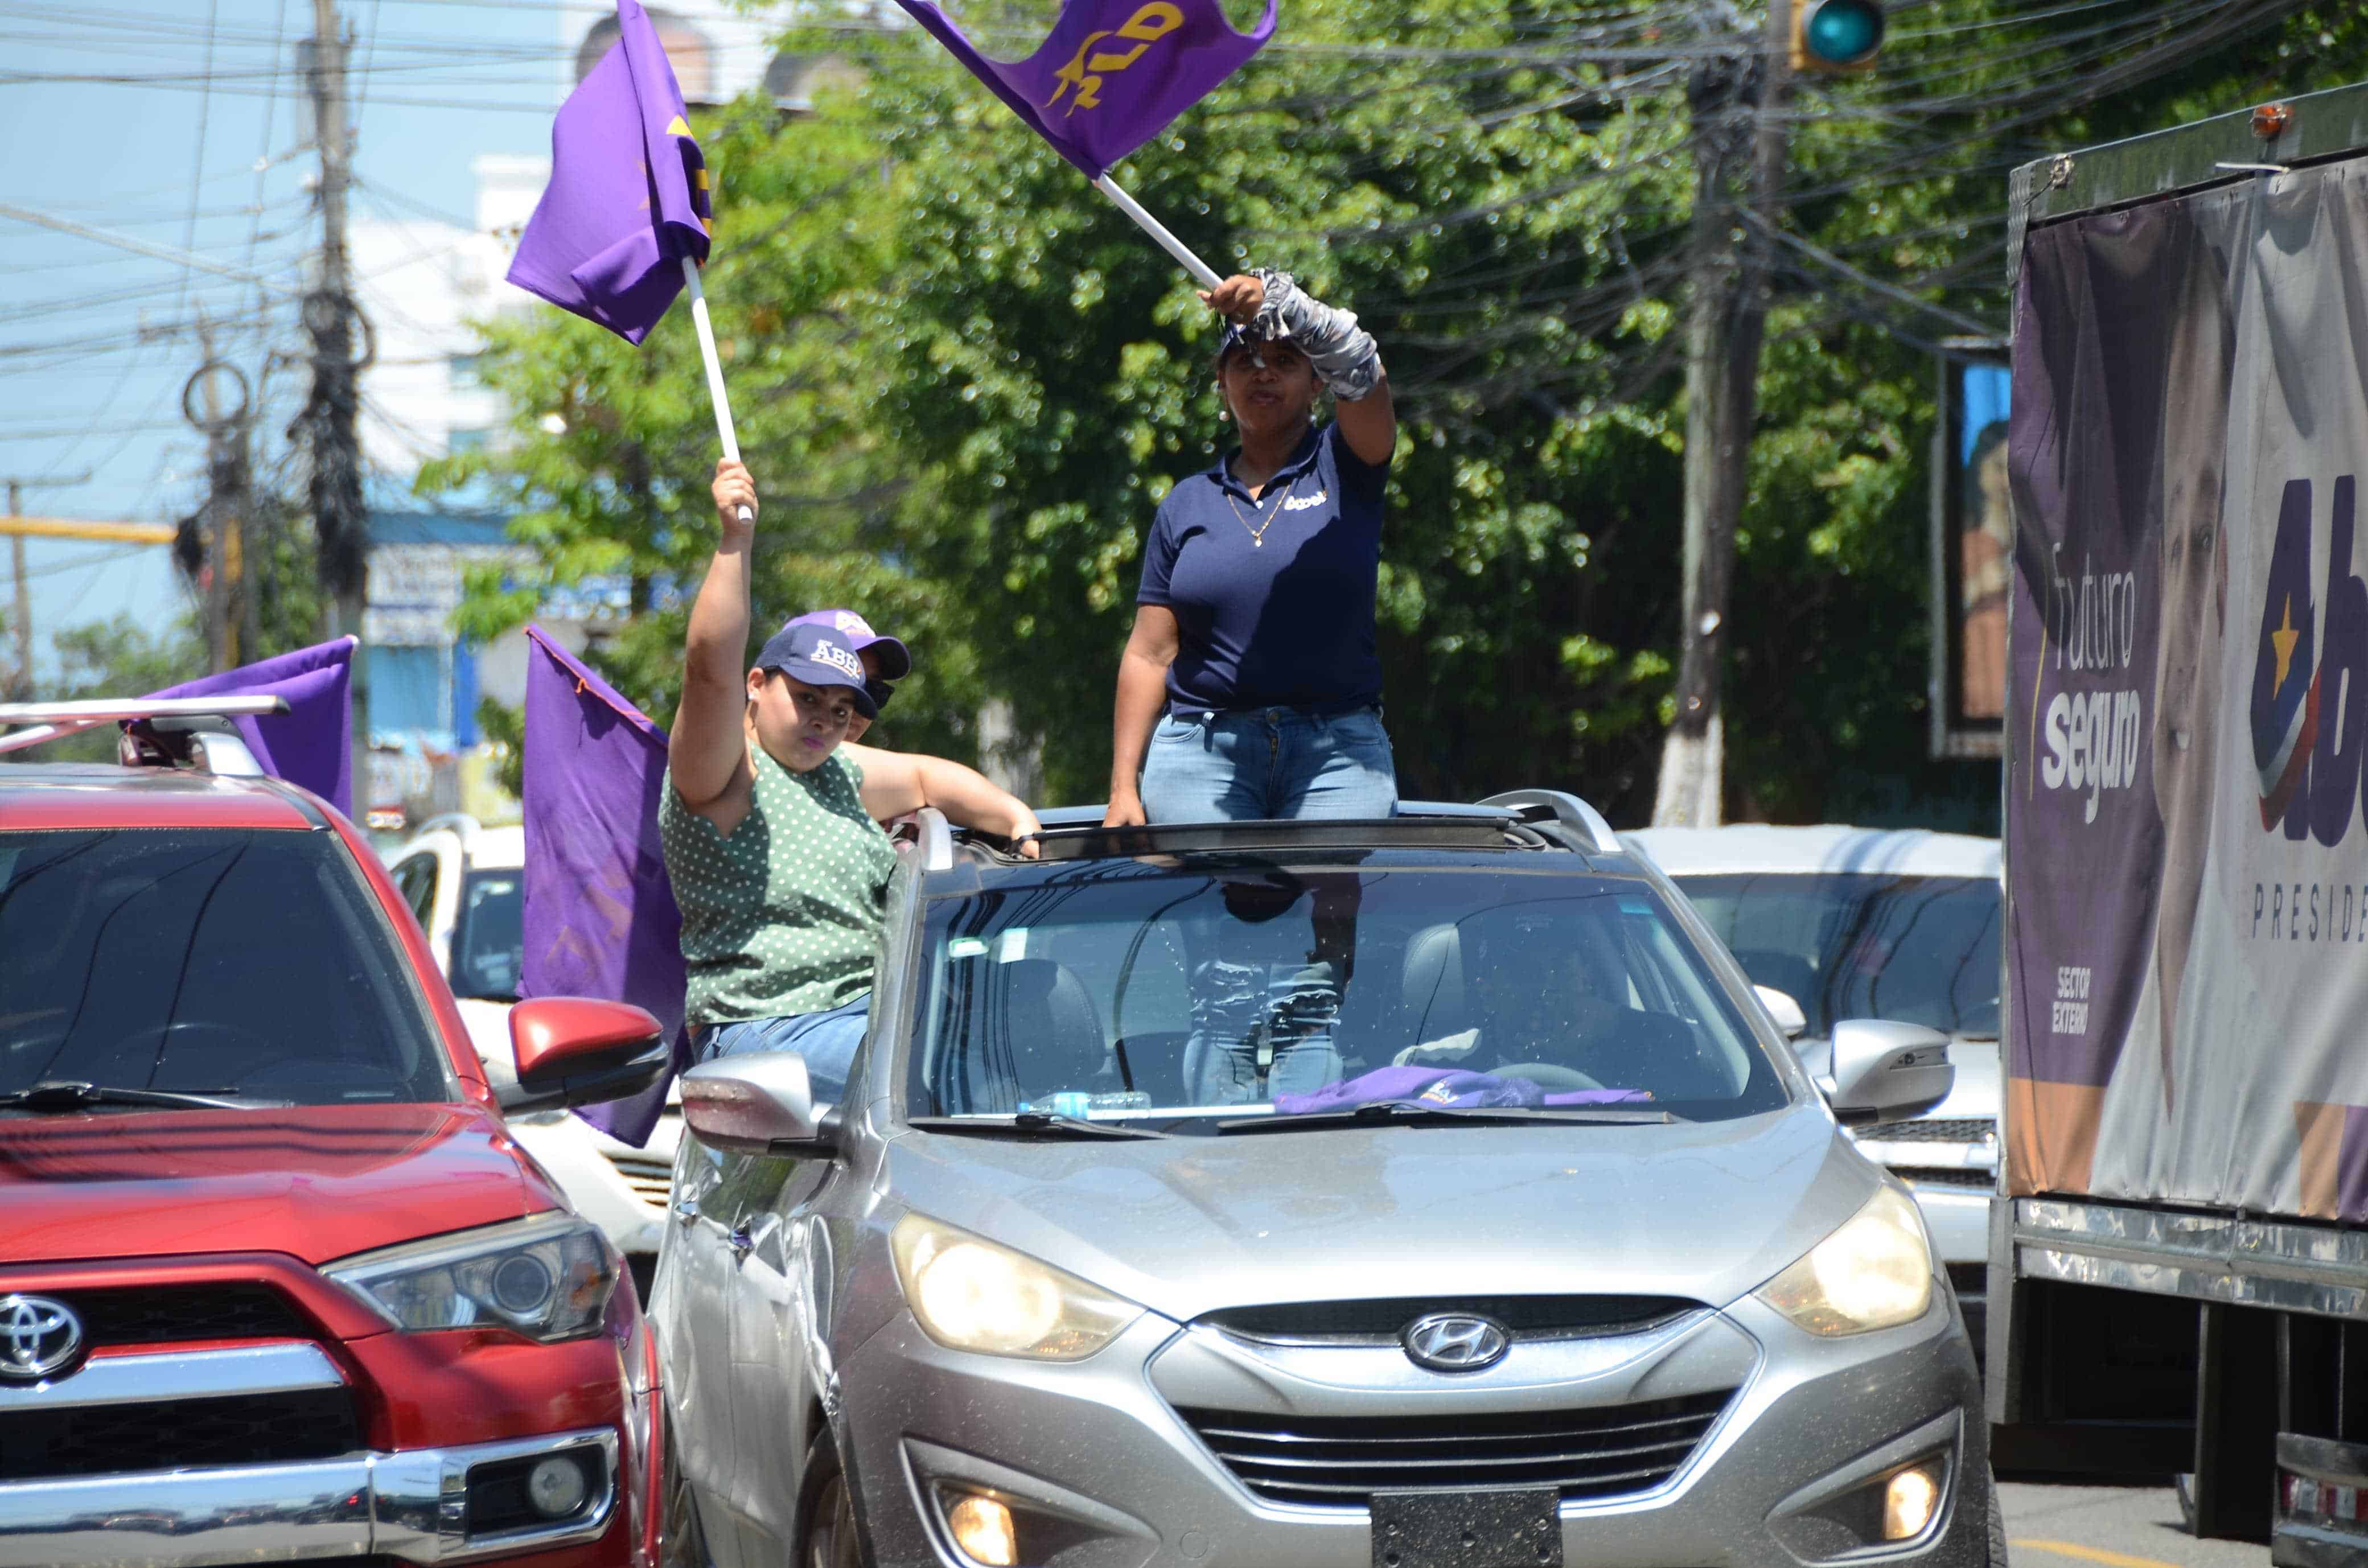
[{"x1": 1213, "y1": 425, "x2": 1323, "y2": 500}]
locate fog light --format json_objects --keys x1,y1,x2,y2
[
  {"x1": 527, "y1": 1455, "x2": 589, "y2": 1519},
  {"x1": 946, "y1": 1493, "x2": 1017, "y2": 1566},
  {"x1": 1882, "y1": 1464, "x2": 1940, "y2": 1540}
]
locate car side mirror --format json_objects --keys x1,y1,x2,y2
[
  {"x1": 1754, "y1": 985, "x2": 1808, "y2": 1040},
  {"x1": 1825, "y1": 1019, "x2": 1953, "y2": 1127},
  {"x1": 680, "y1": 1052, "x2": 834, "y2": 1154},
  {"x1": 499, "y1": 997, "x2": 670, "y2": 1114}
]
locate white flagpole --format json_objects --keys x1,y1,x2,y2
[
  {"x1": 1091, "y1": 174, "x2": 1223, "y2": 289},
  {"x1": 679, "y1": 256, "x2": 753, "y2": 524}
]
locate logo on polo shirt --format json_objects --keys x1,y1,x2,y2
[
  {"x1": 1282, "y1": 489, "x2": 1329, "y2": 511},
  {"x1": 811, "y1": 639, "x2": 865, "y2": 679}
]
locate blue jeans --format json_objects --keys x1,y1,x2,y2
[
  {"x1": 1181, "y1": 954, "x2": 1346, "y2": 1105},
  {"x1": 1139, "y1": 705, "x2": 1397, "y2": 822},
  {"x1": 694, "y1": 993, "x2": 871, "y2": 1105}
]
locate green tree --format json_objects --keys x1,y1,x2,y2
[{"x1": 444, "y1": 1, "x2": 2368, "y2": 822}]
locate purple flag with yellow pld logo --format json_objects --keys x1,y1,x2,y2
[
  {"x1": 508, "y1": 0, "x2": 714, "y2": 344},
  {"x1": 894, "y1": 0, "x2": 1277, "y2": 180},
  {"x1": 520, "y1": 626, "x2": 687, "y2": 1145}
]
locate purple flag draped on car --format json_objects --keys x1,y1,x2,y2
[
  {"x1": 894, "y1": 0, "x2": 1277, "y2": 179},
  {"x1": 507, "y1": 0, "x2": 714, "y2": 344},
  {"x1": 520, "y1": 626, "x2": 687, "y2": 1145},
  {"x1": 145, "y1": 636, "x2": 355, "y2": 818}
]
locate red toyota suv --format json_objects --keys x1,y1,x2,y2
[{"x1": 0, "y1": 707, "x2": 673, "y2": 1568}]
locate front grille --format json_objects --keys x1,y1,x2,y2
[
  {"x1": 0, "y1": 1387, "x2": 361, "y2": 1481},
  {"x1": 1863, "y1": 1117, "x2": 1995, "y2": 1146},
  {"x1": 1176, "y1": 1389, "x2": 1736, "y2": 1506},
  {"x1": 1896, "y1": 1166, "x2": 1995, "y2": 1190},
  {"x1": 603, "y1": 1150, "x2": 674, "y2": 1207},
  {"x1": 1202, "y1": 1296, "x2": 1699, "y2": 1345},
  {"x1": 51, "y1": 1282, "x2": 312, "y2": 1347}
]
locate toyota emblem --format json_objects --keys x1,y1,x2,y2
[
  {"x1": 1401, "y1": 1312, "x2": 1511, "y2": 1373},
  {"x1": 0, "y1": 1294, "x2": 84, "y2": 1381}
]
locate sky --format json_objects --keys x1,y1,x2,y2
[{"x1": 0, "y1": 0, "x2": 616, "y2": 680}]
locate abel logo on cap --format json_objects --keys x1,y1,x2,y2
[{"x1": 811, "y1": 638, "x2": 865, "y2": 680}]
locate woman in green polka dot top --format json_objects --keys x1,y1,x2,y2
[{"x1": 657, "y1": 460, "x2": 1043, "y2": 1099}]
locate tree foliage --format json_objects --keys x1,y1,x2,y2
[{"x1": 438, "y1": 0, "x2": 2368, "y2": 822}]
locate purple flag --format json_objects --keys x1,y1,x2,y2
[
  {"x1": 508, "y1": 0, "x2": 714, "y2": 344},
  {"x1": 146, "y1": 636, "x2": 355, "y2": 818},
  {"x1": 895, "y1": 0, "x2": 1277, "y2": 180},
  {"x1": 520, "y1": 625, "x2": 686, "y2": 1145}
]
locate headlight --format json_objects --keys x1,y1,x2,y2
[
  {"x1": 890, "y1": 1213, "x2": 1140, "y2": 1360},
  {"x1": 328, "y1": 1212, "x2": 618, "y2": 1341},
  {"x1": 1757, "y1": 1185, "x2": 1934, "y2": 1335}
]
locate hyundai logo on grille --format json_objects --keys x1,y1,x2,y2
[
  {"x1": 0, "y1": 1294, "x2": 83, "y2": 1380},
  {"x1": 1401, "y1": 1312, "x2": 1510, "y2": 1372}
]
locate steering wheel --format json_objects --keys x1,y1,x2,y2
[
  {"x1": 112, "y1": 1020, "x2": 288, "y2": 1087},
  {"x1": 1493, "y1": 1061, "x2": 1604, "y2": 1093}
]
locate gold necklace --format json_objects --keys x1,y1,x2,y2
[{"x1": 1226, "y1": 475, "x2": 1288, "y2": 548}]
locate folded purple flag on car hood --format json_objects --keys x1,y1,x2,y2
[
  {"x1": 145, "y1": 636, "x2": 355, "y2": 818},
  {"x1": 507, "y1": 0, "x2": 713, "y2": 343},
  {"x1": 1273, "y1": 1066, "x2": 1652, "y2": 1115},
  {"x1": 894, "y1": 0, "x2": 1277, "y2": 180},
  {"x1": 520, "y1": 626, "x2": 687, "y2": 1146}
]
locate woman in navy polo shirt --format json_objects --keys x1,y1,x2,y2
[{"x1": 1104, "y1": 269, "x2": 1398, "y2": 825}]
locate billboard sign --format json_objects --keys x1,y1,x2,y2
[{"x1": 2007, "y1": 159, "x2": 2368, "y2": 1221}]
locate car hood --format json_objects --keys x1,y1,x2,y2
[
  {"x1": 0, "y1": 1102, "x2": 561, "y2": 1265},
  {"x1": 881, "y1": 1100, "x2": 1879, "y2": 1326}
]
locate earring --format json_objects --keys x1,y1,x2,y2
[{"x1": 1218, "y1": 407, "x2": 1230, "y2": 422}]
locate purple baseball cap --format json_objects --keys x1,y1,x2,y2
[
  {"x1": 782, "y1": 608, "x2": 911, "y2": 681},
  {"x1": 753, "y1": 623, "x2": 878, "y2": 720}
]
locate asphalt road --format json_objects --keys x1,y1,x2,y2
[{"x1": 2001, "y1": 1483, "x2": 2266, "y2": 1568}]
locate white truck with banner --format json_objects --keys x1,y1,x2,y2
[{"x1": 1992, "y1": 82, "x2": 2368, "y2": 1553}]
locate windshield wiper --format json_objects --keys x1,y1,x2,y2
[
  {"x1": 0, "y1": 1080, "x2": 289, "y2": 1114},
  {"x1": 907, "y1": 1112, "x2": 1171, "y2": 1141},
  {"x1": 1216, "y1": 1101, "x2": 1676, "y2": 1135}
]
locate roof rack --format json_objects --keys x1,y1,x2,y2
[
  {"x1": 1012, "y1": 811, "x2": 1548, "y2": 862},
  {"x1": 0, "y1": 695, "x2": 287, "y2": 763},
  {"x1": 1475, "y1": 789, "x2": 1622, "y2": 854},
  {"x1": 995, "y1": 791, "x2": 1623, "y2": 862}
]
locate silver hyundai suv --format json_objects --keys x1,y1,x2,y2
[{"x1": 653, "y1": 795, "x2": 1999, "y2": 1568}]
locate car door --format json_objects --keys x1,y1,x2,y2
[
  {"x1": 724, "y1": 1153, "x2": 839, "y2": 1556},
  {"x1": 653, "y1": 1130, "x2": 751, "y2": 1567}
]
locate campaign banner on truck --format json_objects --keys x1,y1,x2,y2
[{"x1": 2008, "y1": 159, "x2": 2368, "y2": 1221}]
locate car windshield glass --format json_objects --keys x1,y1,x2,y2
[
  {"x1": 451, "y1": 869, "x2": 522, "y2": 1001},
  {"x1": 1670, "y1": 873, "x2": 2000, "y2": 1039},
  {"x1": 905, "y1": 863, "x2": 1788, "y2": 1130},
  {"x1": 0, "y1": 828, "x2": 453, "y2": 1105}
]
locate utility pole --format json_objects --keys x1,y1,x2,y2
[
  {"x1": 184, "y1": 318, "x2": 257, "y2": 674},
  {"x1": 3, "y1": 473, "x2": 94, "y2": 701},
  {"x1": 1652, "y1": 0, "x2": 1795, "y2": 828},
  {"x1": 302, "y1": 0, "x2": 371, "y2": 805}
]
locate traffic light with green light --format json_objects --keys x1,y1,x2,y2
[{"x1": 1790, "y1": 0, "x2": 1884, "y2": 72}]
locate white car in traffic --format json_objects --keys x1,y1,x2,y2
[
  {"x1": 1626, "y1": 824, "x2": 2001, "y2": 1348},
  {"x1": 384, "y1": 814, "x2": 682, "y2": 1294}
]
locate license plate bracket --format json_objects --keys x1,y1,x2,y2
[{"x1": 1370, "y1": 1488, "x2": 1562, "y2": 1568}]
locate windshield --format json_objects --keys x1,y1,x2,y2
[
  {"x1": 0, "y1": 829, "x2": 453, "y2": 1105},
  {"x1": 1668, "y1": 873, "x2": 2000, "y2": 1039},
  {"x1": 905, "y1": 863, "x2": 1789, "y2": 1129},
  {"x1": 451, "y1": 868, "x2": 523, "y2": 1001}
]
